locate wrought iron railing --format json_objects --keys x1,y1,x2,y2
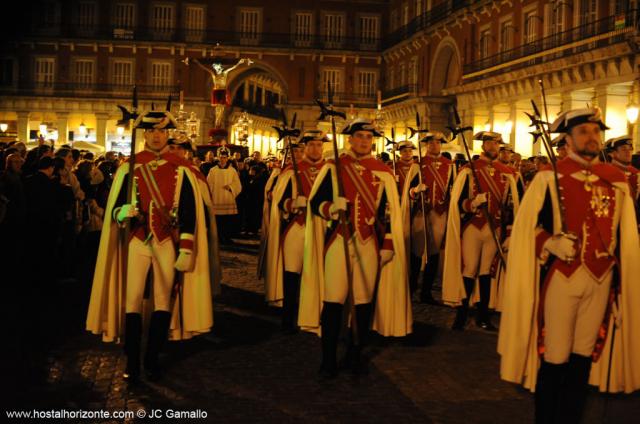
[
  {"x1": 0, "y1": 82, "x2": 181, "y2": 100},
  {"x1": 23, "y1": 25, "x2": 381, "y2": 52},
  {"x1": 382, "y1": 84, "x2": 418, "y2": 100},
  {"x1": 382, "y1": 0, "x2": 471, "y2": 49},
  {"x1": 463, "y1": 9, "x2": 639, "y2": 77},
  {"x1": 313, "y1": 91, "x2": 378, "y2": 109}
]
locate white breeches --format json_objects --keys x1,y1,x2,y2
[
  {"x1": 461, "y1": 223, "x2": 497, "y2": 278},
  {"x1": 126, "y1": 237, "x2": 176, "y2": 314},
  {"x1": 283, "y1": 222, "x2": 305, "y2": 273},
  {"x1": 324, "y1": 235, "x2": 378, "y2": 305},
  {"x1": 543, "y1": 266, "x2": 612, "y2": 364},
  {"x1": 411, "y1": 211, "x2": 447, "y2": 257}
]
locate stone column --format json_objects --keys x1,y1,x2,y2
[
  {"x1": 95, "y1": 113, "x2": 109, "y2": 149},
  {"x1": 16, "y1": 111, "x2": 30, "y2": 143},
  {"x1": 56, "y1": 112, "x2": 69, "y2": 144}
]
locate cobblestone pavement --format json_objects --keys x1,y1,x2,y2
[{"x1": 3, "y1": 238, "x2": 639, "y2": 423}]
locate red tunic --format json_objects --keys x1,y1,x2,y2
[
  {"x1": 127, "y1": 151, "x2": 198, "y2": 247},
  {"x1": 461, "y1": 158, "x2": 514, "y2": 230},
  {"x1": 316, "y1": 154, "x2": 394, "y2": 250},
  {"x1": 419, "y1": 155, "x2": 453, "y2": 215},
  {"x1": 395, "y1": 158, "x2": 414, "y2": 193},
  {"x1": 534, "y1": 156, "x2": 626, "y2": 281},
  {"x1": 280, "y1": 158, "x2": 325, "y2": 228}
]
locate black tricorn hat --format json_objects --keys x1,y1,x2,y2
[
  {"x1": 134, "y1": 96, "x2": 178, "y2": 130},
  {"x1": 550, "y1": 107, "x2": 609, "y2": 133},
  {"x1": 341, "y1": 118, "x2": 382, "y2": 137}
]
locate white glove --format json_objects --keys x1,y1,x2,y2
[
  {"x1": 380, "y1": 249, "x2": 394, "y2": 267},
  {"x1": 411, "y1": 183, "x2": 427, "y2": 196},
  {"x1": 329, "y1": 197, "x2": 348, "y2": 219},
  {"x1": 116, "y1": 204, "x2": 138, "y2": 223},
  {"x1": 174, "y1": 249, "x2": 195, "y2": 272},
  {"x1": 470, "y1": 192, "x2": 488, "y2": 210},
  {"x1": 291, "y1": 196, "x2": 307, "y2": 210},
  {"x1": 543, "y1": 235, "x2": 577, "y2": 262}
]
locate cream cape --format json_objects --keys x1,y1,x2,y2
[
  {"x1": 400, "y1": 163, "x2": 422, "y2": 266},
  {"x1": 497, "y1": 170, "x2": 640, "y2": 393},
  {"x1": 263, "y1": 168, "x2": 325, "y2": 307},
  {"x1": 298, "y1": 163, "x2": 413, "y2": 337},
  {"x1": 257, "y1": 168, "x2": 281, "y2": 279},
  {"x1": 86, "y1": 162, "x2": 214, "y2": 342},
  {"x1": 442, "y1": 167, "x2": 519, "y2": 308}
]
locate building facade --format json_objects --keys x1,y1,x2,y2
[{"x1": 0, "y1": 0, "x2": 638, "y2": 156}]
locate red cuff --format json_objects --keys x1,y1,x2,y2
[
  {"x1": 179, "y1": 233, "x2": 195, "y2": 251},
  {"x1": 381, "y1": 234, "x2": 394, "y2": 251},
  {"x1": 535, "y1": 229, "x2": 552, "y2": 259},
  {"x1": 319, "y1": 201, "x2": 333, "y2": 219},
  {"x1": 462, "y1": 199, "x2": 473, "y2": 213}
]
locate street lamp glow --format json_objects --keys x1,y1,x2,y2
[
  {"x1": 0, "y1": 123, "x2": 7, "y2": 132},
  {"x1": 79, "y1": 122, "x2": 87, "y2": 135},
  {"x1": 626, "y1": 104, "x2": 639, "y2": 124},
  {"x1": 116, "y1": 125, "x2": 125, "y2": 136}
]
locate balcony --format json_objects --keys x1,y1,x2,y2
[
  {"x1": 382, "y1": 0, "x2": 471, "y2": 50},
  {"x1": 382, "y1": 84, "x2": 418, "y2": 105},
  {"x1": 314, "y1": 91, "x2": 378, "y2": 109},
  {"x1": 463, "y1": 9, "x2": 639, "y2": 79},
  {"x1": 0, "y1": 82, "x2": 181, "y2": 100},
  {"x1": 23, "y1": 25, "x2": 381, "y2": 53}
]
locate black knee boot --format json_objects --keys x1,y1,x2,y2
[
  {"x1": 123, "y1": 313, "x2": 142, "y2": 381},
  {"x1": 452, "y1": 277, "x2": 475, "y2": 330},
  {"x1": 557, "y1": 354, "x2": 592, "y2": 424},
  {"x1": 409, "y1": 255, "x2": 422, "y2": 296},
  {"x1": 535, "y1": 360, "x2": 568, "y2": 424},
  {"x1": 319, "y1": 302, "x2": 343, "y2": 378},
  {"x1": 282, "y1": 271, "x2": 301, "y2": 334},
  {"x1": 352, "y1": 303, "x2": 373, "y2": 375},
  {"x1": 420, "y1": 254, "x2": 440, "y2": 304},
  {"x1": 144, "y1": 310, "x2": 171, "y2": 380},
  {"x1": 476, "y1": 274, "x2": 497, "y2": 331}
]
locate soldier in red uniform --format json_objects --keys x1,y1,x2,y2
[
  {"x1": 498, "y1": 108, "x2": 640, "y2": 423},
  {"x1": 606, "y1": 135, "x2": 639, "y2": 217},
  {"x1": 395, "y1": 140, "x2": 415, "y2": 194},
  {"x1": 553, "y1": 134, "x2": 568, "y2": 160},
  {"x1": 443, "y1": 131, "x2": 519, "y2": 331},
  {"x1": 402, "y1": 132, "x2": 455, "y2": 303},
  {"x1": 299, "y1": 118, "x2": 411, "y2": 378},
  {"x1": 87, "y1": 109, "x2": 214, "y2": 383},
  {"x1": 498, "y1": 143, "x2": 513, "y2": 166},
  {"x1": 265, "y1": 131, "x2": 327, "y2": 332}
]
